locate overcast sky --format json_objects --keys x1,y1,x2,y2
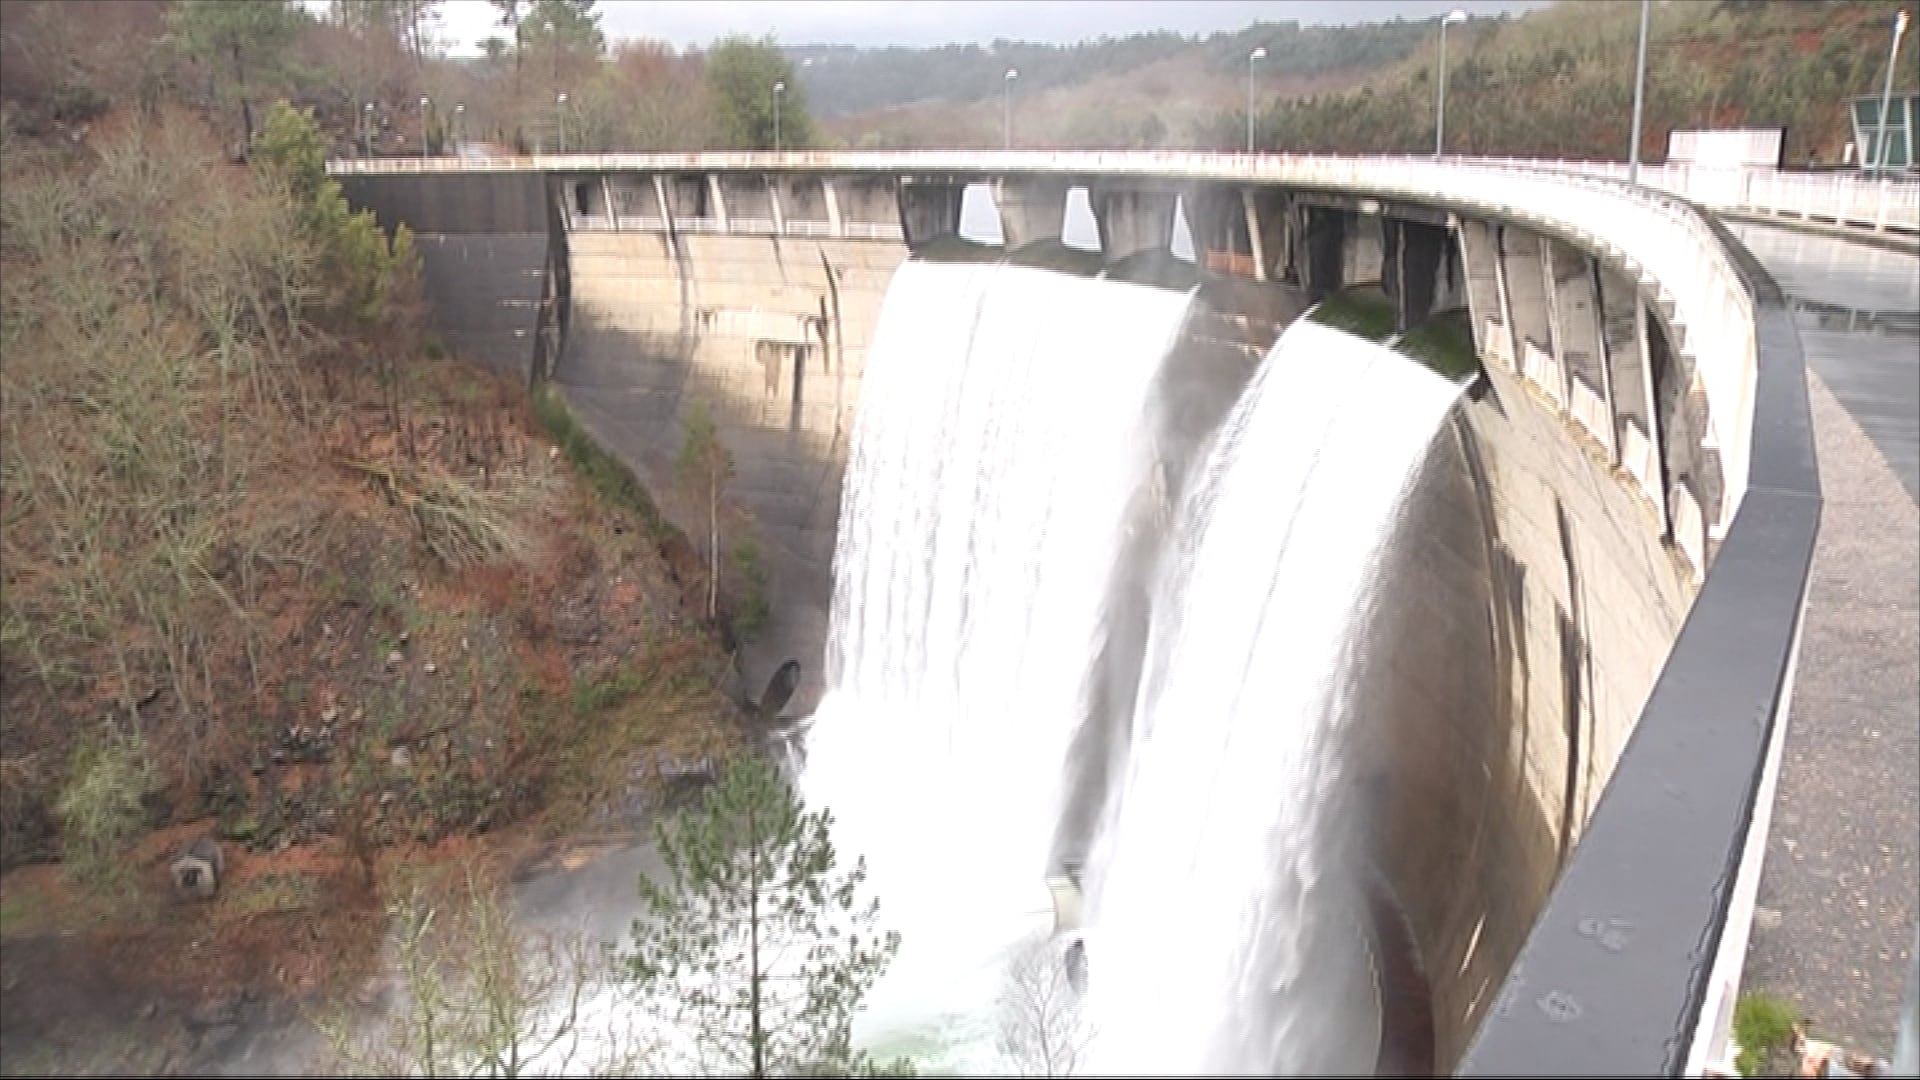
[{"x1": 410, "y1": 0, "x2": 1551, "y2": 53}]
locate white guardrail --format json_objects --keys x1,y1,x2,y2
[
  {"x1": 328, "y1": 150, "x2": 1765, "y2": 527},
  {"x1": 1475, "y1": 156, "x2": 1920, "y2": 233}
]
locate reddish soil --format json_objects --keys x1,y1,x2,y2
[{"x1": 0, "y1": 356, "x2": 746, "y2": 1075}]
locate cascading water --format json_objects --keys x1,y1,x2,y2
[
  {"x1": 800, "y1": 259, "x2": 1197, "y2": 1071},
  {"x1": 529, "y1": 273, "x2": 1459, "y2": 1078},
  {"x1": 1080, "y1": 319, "x2": 1461, "y2": 1074}
]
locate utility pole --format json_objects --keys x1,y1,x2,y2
[
  {"x1": 774, "y1": 80, "x2": 785, "y2": 153},
  {"x1": 1436, "y1": 10, "x2": 1466, "y2": 157},
  {"x1": 1004, "y1": 68, "x2": 1018, "y2": 150}
]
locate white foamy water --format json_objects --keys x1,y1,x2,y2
[
  {"x1": 512, "y1": 286, "x2": 1457, "y2": 1078},
  {"x1": 802, "y1": 260, "x2": 1196, "y2": 1072},
  {"x1": 1081, "y1": 319, "x2": 1460, "y2": 1074}
]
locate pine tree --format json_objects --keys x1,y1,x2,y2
[{"x1": 619, "y1": 754, "x2": 908, "y2": 1077}]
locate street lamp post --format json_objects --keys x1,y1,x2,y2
[
  {"x1": 545, "y1": 20, "x2": 557, "y2": 91},
  {"x1": 362, "y1": 101, "x2": 376, "y2": 157},
  {"x1": 1004, "y1": 68, "x2": 1018, "y2": 150},
  {"x1": 773, "y1": 80, "x2": 785, "y2": 153},
  {"x1": 1436, "y1": 9, "x2": 1467, "y2": 157},
  {"x1": 1247, "y1": 46, "x2": 1266, "y2": 154},
  {"x1": 453, "y1": 103, "x2": 465, "y2": 153},
  {"x1": 1874, "y1": 8, "x2": 1912, "y2": 173},
  {"x1": 555, "y1": 92, "x2": 568, "y2": 154},
  {"x1": 419, "y1": 95, "x2": 430, "y2": 156},
  {"x1": 1629, "y1": 0, "x2": 1650, "y2": 183}
]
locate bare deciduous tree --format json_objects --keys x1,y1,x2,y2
[
  {"x1": 996, "y1": 933, "x2": 1093, "y2": 1078},
  {"x1": 675, "y1": 399, "x2": 732, "y2": 624},
  {"x1": 318, "y1": 862, "x2": 649, "y2": 1078}
]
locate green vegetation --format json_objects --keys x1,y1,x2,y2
[
  {"x1": 2, "y1": 105, "x2": 323, "y2": 844},
  {"x1": 793, "y1": 18, "x2": 1438, "y2": 120},
  {"x1": 165, "y1": 0, "x2": 302, "y2": 146},
  {"x1": 814, "y1": 1, "x2": 1913, "y2": 162},
  {"x1": 55, "y1": 726, "x2": 154, "y2": 896},
  {"x1": 531, "y1": 383, "x2": 668, "y2": 539},
  {"x1": 254, "y1": 99, "x2": 419, "y2": 330},
  {"x1": 621, "y1": 754, "x2": 909, "y2": 1077},
  {"x1": 1232, "y1": 0, "x2": 1916, "y2": 163},
  {"x1": 226, "y1": 869, "x2": 321, "y2": 917},
  {"x1": 730, "y1": 540, "x2": 771, "y2": 644},
  {"x1": 707, "y1": 37, "x2": 818, "y2": 150},
  {"x1": 1733, "y1": 991, "x2": 1799, "y2": 1077},
  {"x1": 677, "y1": 399, "x2": 733, "y2": 624}
]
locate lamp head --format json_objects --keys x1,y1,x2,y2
[
  {"x1": 1251, "y1": 46, "x2": 1267, "y2": 61},
  {"x1": 1005, "y1": 68, "x2": 1018, "y2": 80},
  {"x1": 1444, "y1": 9, "x2": 1468, "y2": 24}
]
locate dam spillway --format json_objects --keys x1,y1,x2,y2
[
  {"x1": 791, "y1": 243, "x2": 1696, "y2": 1071},
  {"x1": 1080, "y1": 320, "x2": 1460, "y2": 1075},
  {"x1": 799, "y1": 260, "x2": 1198, "y2": 1068}
]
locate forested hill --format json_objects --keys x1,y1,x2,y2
[
  {"x1": 805, "y1": 0, "x2": 1917, "y2": 164},
  {"x1": 787, "y1": 17, "x2": 1460, "y2": 119}
]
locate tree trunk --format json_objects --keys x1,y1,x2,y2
[
  {"x1": 232, "y1": 41, "x2": 252, "y2": 147},
  {"x1": 748, "y1": 802, "x2": 764, "y2": 1078},
  {"x1": 708, "y1": 476, "x2": 720, "y2": 621}
]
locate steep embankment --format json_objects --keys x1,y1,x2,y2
[{"x1": 0, "y1": 106, "x2": 743, "y2": 1073}]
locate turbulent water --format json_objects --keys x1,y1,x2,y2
[
  {"x1": 804, "y1": 257, "x2": 1462, "y2": 1074},
  {"x1": 1080, "y1": 319, "x2": 1461, "y2": 1074},
  {"x1": 800, "y1": 260, "x2": 1196, "y2": 1070}
]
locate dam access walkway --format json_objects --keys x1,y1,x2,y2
[{"x1": 1730, "y1": 221, "x2": 1920, "y2": 1059}]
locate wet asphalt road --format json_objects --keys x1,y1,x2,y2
[
  {"x1": 1728, "y1": 221, "x2": 1919, "y2": 1056},
  {"x1": 1728, "y1": 223, "x2": 1920, "y2": 502}
]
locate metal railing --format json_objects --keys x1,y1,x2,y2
[
  {"x1": 1471, "y1": 155, "x2": 1920, "y2": 233},
  {"x1": 563, "y1": 211, "x2": 904, "y2": 242}
]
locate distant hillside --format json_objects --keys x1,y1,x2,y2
[
  {"x1": 786, "y1": 18, "x2": 1467, "y2": 120},
  {"x1": 803, "y1": 0, "x2": 1916, "y2": 163}
]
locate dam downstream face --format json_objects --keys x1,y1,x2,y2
[{"x1": 800, "y1": 260, "x2": 1459, "y2": 1073}]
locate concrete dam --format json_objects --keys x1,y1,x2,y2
[{"x1": 335, "y1": 152, "x2": 1821, "y2": 1075}]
